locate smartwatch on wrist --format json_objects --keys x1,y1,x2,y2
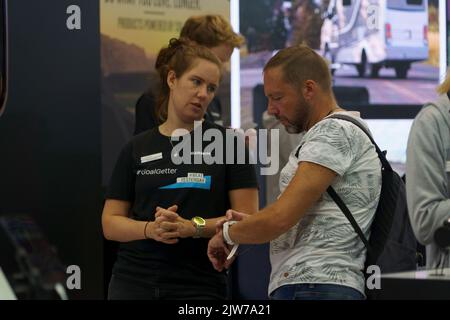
[
  {"x1": 191, "y1": 216, "x2": 206, "y2": 238},
  {"x1": 223, "y1": 221, "x2": 238, "y2": 246}
]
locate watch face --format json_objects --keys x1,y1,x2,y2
[{"x1": 193, "y1": 216, "x2": 206, "y2": 227}]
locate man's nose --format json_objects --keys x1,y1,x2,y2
[{"x1": 267, "y1": 102, "x2": 278, "y2": 116}]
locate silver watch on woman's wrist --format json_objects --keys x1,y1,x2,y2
[{"x1": 191, "y1": 216, "x2": 206, "y2": 238}]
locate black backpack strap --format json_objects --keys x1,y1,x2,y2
[
  {"x1": 327, "y1": 186, "x2": 370, "y2": 250},
  {"x1": 324, "y1": 114, "x2": 386, "y2": 254},
  {"x1": 294, "y1": 144, "x2": 302, "y2": 158},
  {"x1": 326, "y1": 114, "x2": 392, "y2": 171},
  {"x1": 292, "y1": 127, "x2": 370, "y2": 248}
]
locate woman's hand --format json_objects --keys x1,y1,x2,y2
[
  {"x1": 155, "y1": 206, "x2": 196, "y2": 239},
  {"x1": 146, "y1": 205, "x2": 180, "y2": 244},
  {"x1": 146, "y1": 218, "x2": 179, "y2": 244}
]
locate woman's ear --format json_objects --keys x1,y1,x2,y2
[{"x1": 167, "y1": 70, "x2": 177, "y2": 89}]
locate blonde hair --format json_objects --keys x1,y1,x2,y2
[
  {"x1": 264, "y1": 44, "x2": 332, "y2": 92},
  {"x1": 180, "y1": 15, "x2": 245, "y2": 48},
  {"x1": 437, "y1": 68, "x2": 450, "y2": 94}
]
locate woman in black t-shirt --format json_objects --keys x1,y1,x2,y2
[{"x1": 102, "y1": 38, "x2": 258, "y2": 300}]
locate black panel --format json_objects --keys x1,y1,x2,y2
[
  {"x1": 0, "y1": 0, "x2": 102, "y2": 299},
  {"x1": 0, "y1": 0, "x2": 8, "y2": 116}
]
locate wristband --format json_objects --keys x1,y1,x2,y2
[
  {"x1": 144, "y1": 220, "x2": 151, "y2": 240},
  {"x1": 227, "y1": 244, "x2": 239, "y2": 260},
  {"x1": 223, "y1": 221, "x2": 238, "y2": 246}
]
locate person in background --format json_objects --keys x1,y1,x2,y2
[
  {"x1": 103, "y1": 38, "x2": 258, "y2": 300},
  {"x1": 406, "y1": 71, "x2": 450, "y2": 270},
  {"x1": 134, "y1": 15, "x2": 244, "y2": 134}
]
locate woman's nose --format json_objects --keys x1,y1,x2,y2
[{"x1": 197, "y1": 85, "x2": 208, "y2": 99}]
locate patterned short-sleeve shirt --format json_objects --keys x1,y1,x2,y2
[{"x1": 269, "y1": 112, "x2": 382, "y2": 296}]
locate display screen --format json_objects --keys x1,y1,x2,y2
[
  {"x1": 447, "y1": 0, "x2": 450, "y2": 65},
  {"x1": 239, "y1": 0, "x2": 439, "y2": 124},
  {"x1": 365, "y1": 118, "x2": 414, "y2": 175}
]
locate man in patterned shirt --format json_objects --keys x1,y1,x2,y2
[{"x1": 206, "y1": 44, "x2": 382, "y2": 300}]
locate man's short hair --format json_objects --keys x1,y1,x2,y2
[
  {"x1": 180, "y1": 15, "x2": 245, "y2": 49},
  {"x1": 264, "y1": 44, "x2": 332, "y2": 92}
]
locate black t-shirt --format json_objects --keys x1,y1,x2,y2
[
  {"x1": 106, "y1": 121, "x2": 257, "y2": 291},
  {"x1": 134, "y1": 92, "x2": 223, "y2": 135}
]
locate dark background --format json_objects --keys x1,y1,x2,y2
[{"x1": 0, "y1": 0, "x2": 103, "y2": 299}]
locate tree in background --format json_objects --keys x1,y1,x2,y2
[{"x1": 290, "y1": 0, "x2": 330, "y2": 50}]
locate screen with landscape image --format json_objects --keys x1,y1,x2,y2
[
  {"x1": 239, "y1": 0, "x2": 441, "y2": 174},
  {"x1": 100, "y1": 0, "x2": 231, "y2": 184},
  {"x1": 239, "y1": 0, "x2": 440, "y2": 125},
  {"x1": 365, "y1": 118, "x2": 413, "y2": 175},
  {"x1": 447, "y1": 0, "x2": 450, "y2": 64}
]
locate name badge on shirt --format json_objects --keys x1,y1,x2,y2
[{"x1": 141, "y1": 153, "x2": 163, "y2": 164}]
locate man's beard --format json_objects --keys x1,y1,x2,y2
[
  {"x1": 283, "y1": 119, "x2": 302, "y2": 134},
  {"x1": 279, "y1": 99, "x2": 311, "y2": 134}
]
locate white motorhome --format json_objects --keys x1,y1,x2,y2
[{"x1": 321, "y1": 0, "x2": 429, "y2": 78}]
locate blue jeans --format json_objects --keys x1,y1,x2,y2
[{"x1": 270, "y1": 283, "x2": 365, "y2": 300}]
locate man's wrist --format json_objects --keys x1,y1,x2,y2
[{"x1": 223, "y1": 221, "x2": 238, "y2": 245}]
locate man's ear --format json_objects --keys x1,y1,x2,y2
[
  {"x1": 167, "y1": 70, "x2": 177, "y2": 89},
  {"x1": 302, "y1": 80, "x2": 316, "y2": 101}
]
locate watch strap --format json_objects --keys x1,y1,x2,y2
[{"x1": 223, "y1": 221, "x2": 237, "y2": 245}]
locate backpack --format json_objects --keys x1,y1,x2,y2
[{"x1": 325, "y1": 114, "x2": 417, "y2": 275}]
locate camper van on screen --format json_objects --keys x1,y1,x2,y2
[{"x1": 321, "y1": 0, "x2": 429, "y2": 79}]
